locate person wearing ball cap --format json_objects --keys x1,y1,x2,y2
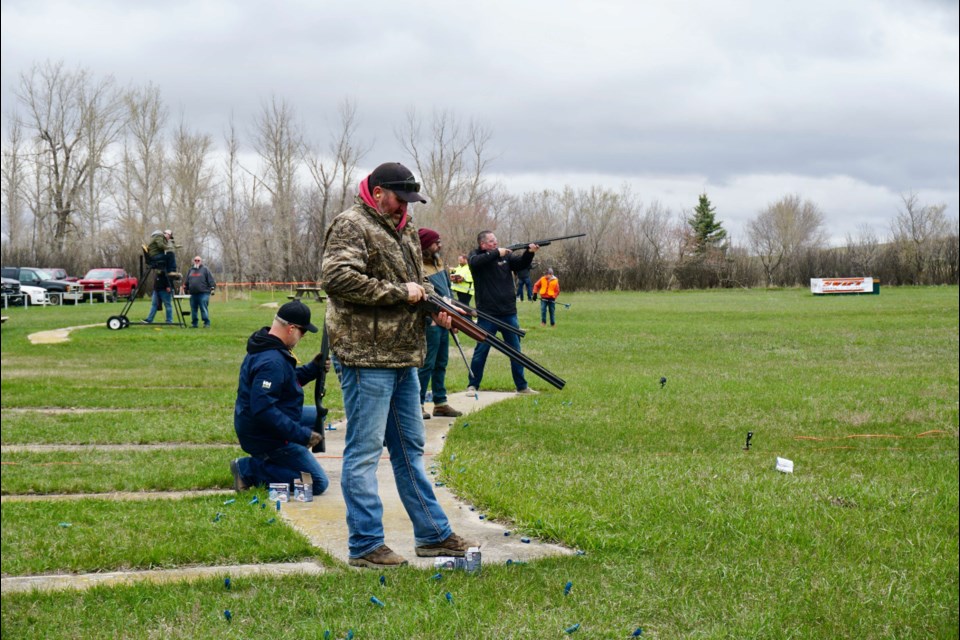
[
  {"x1": 230, "y1": 300, "x2": 330, "y2": 497},
  {"x1": 322, "y1": 162, "x2": 477, "y2": 569}
]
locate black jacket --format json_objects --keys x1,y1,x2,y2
[{"x1": 468, "y1": 247, "x2": 534, "y2": 316}]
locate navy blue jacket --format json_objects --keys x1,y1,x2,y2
[{"x1": 234, "y1": 328, "x2": 320, "y2": 454}]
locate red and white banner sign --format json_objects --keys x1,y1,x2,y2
[{"x1": 810, "y1": 277, "x2": 874, "y2": 294}]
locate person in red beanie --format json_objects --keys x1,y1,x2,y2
[{"x1": 417, "y1": 228, "x2": 463, "y2": 420}]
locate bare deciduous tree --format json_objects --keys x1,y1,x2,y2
[
  {"x1": 892, "y1": 192, "x2": 949, "y2": 284},
  {"x1": 396, "y1": 108, "x2": 496, "y2": 231},
  {"x1": 747, "y1": 194, "x2": 826, "y2": 286},
  {"x1": 252, "y1": 97, "x2": 303, "y2": 280},
  {"x1": 303, "y1": 98, "x2": 369, "y2": 273},
  {"x1": 168, "y1": 117, "x2": 215, "y2": 264},
  {"x1": 2, "y1": 121, "x2": 28, "y2": 259},
  {"x1": 211, "y1": 119, "x2": 252, "y2": 282},
  {"x1": 844, "y1": 224, "x2": 881, "y2": 277},
  {"x1": 15, "y1": 60, "x2": 124, "y2": 256},
  {"x1": 118, "y1": 83, "x2": 168, "y2": 250}
]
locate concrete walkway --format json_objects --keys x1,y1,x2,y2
[
  {"x1": 283, "y1": 390, "x2": 573, "y2": 568},
  {"x1": 1, "y1": 562, "x2": 325, "y2": 594},
  {"x1": 2, "y1": 390, "x2": 572, "y2": 592}
]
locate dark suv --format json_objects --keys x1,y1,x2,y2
[
  {"x1": 2, "y1": 276, "x2": 23, "y2": 305},
  {"x1": 0, "y1": 267, "x2": 84, "y2": 304}
]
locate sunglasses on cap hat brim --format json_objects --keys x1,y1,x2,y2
[{"x1": 378, "y1": 179, "x2": 428, "y2": 204}]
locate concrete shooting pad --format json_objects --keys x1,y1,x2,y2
[{"x1": 282, "y1": 390, "x2": 574, "y2": 568}]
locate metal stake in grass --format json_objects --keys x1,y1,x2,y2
[
  {"x1": 659, "y1": 376, "x2": 667, "y2": 388},
  {"x1": 743, "y1": 431, "x2": 753, "y2": 451}
]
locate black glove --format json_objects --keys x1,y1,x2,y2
[
  {"x1": 532, "y1": 293, "x2": 538, "y2": 301},
  {"x1": 312, "y1": 352, "x2": 332, "y2": 372},
  {"x1": 310, "y1": 428, "x2": 326, "y2": 453}
]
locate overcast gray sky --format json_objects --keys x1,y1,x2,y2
[{"x1": 2, "y1": 0, "x2": 957, "y2": 244}]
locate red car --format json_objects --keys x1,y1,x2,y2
[{"x1": 79, "y1": 268, "x2": 139, "y2": 301}]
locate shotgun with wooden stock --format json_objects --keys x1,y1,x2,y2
[{"x1": 424, "y1": 294, "x2": 566, "y2": 390}]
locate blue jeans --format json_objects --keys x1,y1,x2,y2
[
  {"x1": 516, "y1": 276, "x2": 533, "y2": 300},
  {"x1": 145, "y1": 288, "x2": 173, "y2": 323},
  {"x1": 235, "y1": 405, "x2": 329, "y2": 493},
  {"x1": 418, "y1": 324, "x2": 450, "y2": 405},
  {"x1": 540, "y1": 299, "x2": 556, "y2": 325},
  {"x1": 190, "y1": 292, "x2": 210, "y2": 327},
  {"x1": 235, "y1": 435, "x2": 330, "y2": 496},
  {"x1": 339, "y1": 365, "x2": 452, "y2": 558},
  {"x1": 468, "y1": 314, "x2": 528, "y2": 391}
]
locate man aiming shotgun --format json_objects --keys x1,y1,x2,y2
[{"x1": 466, "y1": 230, "x2": 584, "y2": 394}]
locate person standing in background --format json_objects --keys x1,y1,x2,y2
[
  {"x1": 533, "y1": 267, "x2": 560, "y2": 327},
  {"x1": 450, "y1": 254, "x2": 474, "y2": 305},
  {"x1": 184, "y1": 256, "x2": 216, "y2": 328}
]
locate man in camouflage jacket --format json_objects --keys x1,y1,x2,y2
[{"x1": 321, "y1": 162, "x2": 476, "y2": 570}]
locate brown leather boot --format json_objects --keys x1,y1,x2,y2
[{"x1": 432, "y1": 404, "x2": 463, "y2": 418}]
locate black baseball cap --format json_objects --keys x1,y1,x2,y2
[
  {"x1": 369, "y1": 162, "x2": 428, "y2": 204},
  {"x1": 276, "y1": 300, "x2": 318, "y2": 333}
]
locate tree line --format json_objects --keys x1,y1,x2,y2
[{"x1": 2, "y1": 61, "x2": 957, "y2": 289}]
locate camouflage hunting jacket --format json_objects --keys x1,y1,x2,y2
[{"x1": 321, "y1": 199, "x2": 432, "y2": 368}]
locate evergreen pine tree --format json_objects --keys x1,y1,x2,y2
[{"x1": 687, "y1": 193, "x2": 727, "y2": 255}]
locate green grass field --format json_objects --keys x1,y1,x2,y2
[{"x1": 1, "y1": 288, "x2": 957, "y2": 639}]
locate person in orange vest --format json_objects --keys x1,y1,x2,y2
[{"x1": 533, "y1": 268, "x2": 560, "y2": 327}]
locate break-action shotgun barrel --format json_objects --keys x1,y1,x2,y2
[
  {"x1": 505, "y1": 233, "x2": 586, "y2": 251},
  {"x1": 425, "y1": 295, "x2": 565, "y2": 390}
]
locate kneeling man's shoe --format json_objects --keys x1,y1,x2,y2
[{"x1": 229, "y1": 458, "x2": 248, "y2": 492}]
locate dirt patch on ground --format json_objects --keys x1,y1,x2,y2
[{"x1": 27, "y1": 324, "x2": 102, "y2": 345}]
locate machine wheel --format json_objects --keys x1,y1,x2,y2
[
  {"x1": 107, "y1": 316, "x2": 124, "y2": 330},
  {"x1": 120, "y1": 316, "x2": 130, "y2": 328}
]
